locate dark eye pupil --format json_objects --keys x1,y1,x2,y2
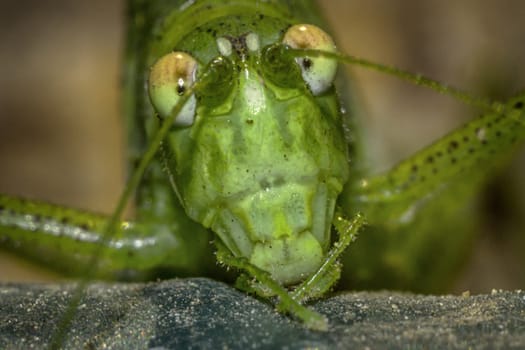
[
  {"x1": 177, "y1": 84, "x2": 185, "y2": 95},
  {"x1": 302, "y1": 58, "x2": 312, "y2": 71}
]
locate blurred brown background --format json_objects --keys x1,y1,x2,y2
[{"x1": 0, "y1": 0, "x2": 524, "y2": 292}]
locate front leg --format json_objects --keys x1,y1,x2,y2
[
  {"x1": 289, "y1": 211, "x2": 365, "y2": 303},
  {"x1": 215, "y1": 239, "x2": 328, "y2": 331},
  {"x1": 215, "y1": 211, "x2": 365, "y2": 330}
]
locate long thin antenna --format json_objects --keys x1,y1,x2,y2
[
  {"x1": 290, "y1": 48, "x2": 507, "y2": 113},
  {"x1": 47, "y1": 82, "x2": 199, "y2": 350}
]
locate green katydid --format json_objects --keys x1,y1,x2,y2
[{"x1": 1, "y1": 0, "x2": 520, "y2": 340}]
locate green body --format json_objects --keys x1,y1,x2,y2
[{"x1": 1, "y1": 0, "x2": 525, "y2": 296}]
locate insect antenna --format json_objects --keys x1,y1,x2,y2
[
  {"x1": 47, "y1": 67, "x2": 211, "y2": 350},
  {"x1": 289, "y1": 48, "x2": 525, "y2": 126}
]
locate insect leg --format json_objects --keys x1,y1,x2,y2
[
  {"x1": 288, "y1": 211, "x2": 365, "y2": 302},
  {"x1": 339, "y1": 95, "x2": 525, "y2": 291},
  {"x1": 215, "y1": 240, "x2": 328, "y2": 331}
]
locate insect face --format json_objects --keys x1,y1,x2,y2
[{"x1": 149, "y1": 22, "x2": 350, "y2": 285}]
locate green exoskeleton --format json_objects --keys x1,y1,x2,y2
[{"x1": 1, "y1": 0, "x2": 524, "y2": 337}]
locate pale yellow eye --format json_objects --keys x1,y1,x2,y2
[
  {"x1": 282, "y1": 24, "x2": 337, "y2": 95},
  {"x1": 148, "y1": 52, "x2": 198, "y2": 126}
]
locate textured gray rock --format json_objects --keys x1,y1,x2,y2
[{"x1": 1, "y1": 278, "x2": 524, "y2": 349}]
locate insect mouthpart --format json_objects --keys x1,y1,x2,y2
[
  {"x1": 250, "y1": 230, "x2": 323, "y2": 285},
  {"x1": 209, "y1": 179, "x2": 340, "y2": 286}
]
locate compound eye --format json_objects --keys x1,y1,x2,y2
[
  {"x1": 282, "y1": 24, "x2": 337, "y2": 95},
  {"x1": 148, "y1": 52, "x2": 197, "y2": 127}
]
